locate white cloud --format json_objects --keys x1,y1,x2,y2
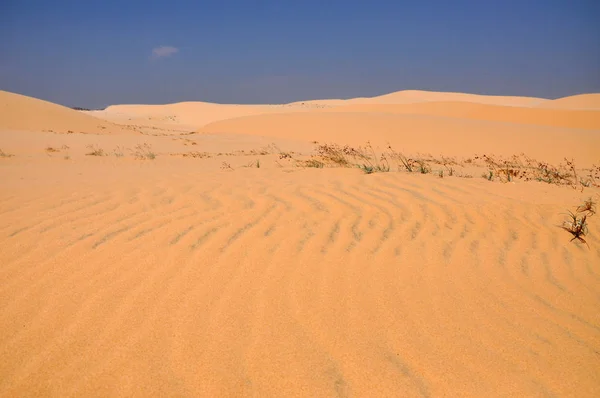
[{"x1": 151, "y1": 46, "x2": 179, "y2": 59}]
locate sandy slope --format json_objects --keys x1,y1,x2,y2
[
  {"x1": 87, "y1": 90, "x2": 553, "y2": 134},
  {"x1": 1, "y1": 90, "x2": 600, "y2": 397},
  {"x1": 323, "y1": 101, "x2": 600, "y2": 130},
  {"x1": 0, "y1": 157, "x2": 599, "y2": 397},
  {"x1": 199, "y1": 111, "x2": 600, "y2": 167},
  {"x1": 0, "y1": 91, "x2": 137, "y2": 135},
  {"x1": 539, "y1": 93, "x2": 600, "y2": 110}
]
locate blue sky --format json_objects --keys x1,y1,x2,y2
[{"x1": 1, "y1": 0, "x2": 598, "y2": 108}]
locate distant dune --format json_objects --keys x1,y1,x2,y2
[
  {"x1": 98, "y1": 102, "x2": 299, "y2": 130},
  {"x1": 199, "y1": 111, "x2": 600, "y2": 166},
  {"x1": 324, "y1": 101, "x2": 600, "y2": 130},
  {"x1": 0, "y1": 90, "x2": 136, "y2": 134},
  {"x1": 539, "y1": 93, "x2": 600, "y2": 110},
  {"x1": 290, "y1": 89, "x2": 550, "y2": 107}
]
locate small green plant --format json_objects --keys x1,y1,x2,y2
[{"x1": 86, "y1": 144, "x2": 105, "y2": 156}]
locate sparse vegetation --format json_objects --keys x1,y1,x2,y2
[
  {"x1": 86, "y1": 144, "x2": 105, "y2": 156},
  {"x1": 312, "y1": 141, "x2": 390, "y2": 173},
  {"x1": 221, "y1": 161, "x2": 233, "y2": 170},
  {"x1": 181, "y1": 151, "x2": 211, "y2": 159},
  {"x1": 113, "y1": 146, "x2": 125, "y2": 158},
  {"x1": 132, "y1": 143, "x2": 156, "y2": 160},
  {"x1": 474, "y1": 153, "x2": 597, "y2": 189},
  {"x1": 0, "y1": 149, "x2": 14, "y2": 158},
  {"x1": 299, "y1": 159, "x2": 325, "y2": 168}
]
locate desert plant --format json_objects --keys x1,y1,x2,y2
[
  {"x1": 560, "y1": 211, "x2": 590, "y2": 248},
  {"x1": 45, "y1": 146, "x2": 61, "y2": 153},
  {"x1": 86, "y1": 144, "x2": 105, "y2": 156},
  {"x1": 0, "y1": 149, "x2": 14, "y2": 158},
  {"x1": 387, "y1": 145, "x2": 413, "y2": 172},
  {"x1": 560, "y1": 198, "x2": 596, "y2": 248},
  {"x1": 113, "y1": 146, "x2": 125, "y2": 158},
  {"x1": 132, "y1": 143, "x2": 156, "y2": 160},
  {"x1": 221, "y1": 161, "x2": 233, "y2": 170},
  {"x1": 576, "y1": 198, "x2": 597, "y2": 216},
  {"x1": 416, "y1": 160, "x2": 430, "y2": 174},
  {"x1": 300, "y1": 159, "x2": 325, "y2": 168}
]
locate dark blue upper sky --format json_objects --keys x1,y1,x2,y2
[{"x1": 1, "y1": 0, "x2": 598, "y2": 108}]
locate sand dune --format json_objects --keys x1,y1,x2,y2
[
  {"x1": 540, "y1": 93, "x2": 600, "y2": 110},
  {"x1": 325, "y1": 101, "x2": 600, "y2": 130},
  {"x1": 1, "y1": 159, "x2": 599, "y2": 397},
  {"x1": 199, "y1": 111, "x2": 600, "y2": 166},
  {"x1": 290, "y1": 89, "x2": 549, "y2": 107},
  {"x1": 1, "y1": 89, "x2": 600, "y2": 397},
  {"x1": 99, "y1": 102, "x2": 287, "y2": 128},
  {"x1": 0, "y1": 91, "x2": 137, "y2": 134}
]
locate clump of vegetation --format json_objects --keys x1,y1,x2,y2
[
  {"x1": 86, "y1": 144, "x2": 106, "y2": 156},
  {"x1": 312, "y1": 141, "x2": 390, "y2": 173},
  {"x1": 113, "y1": 146, "x2": 125, "y2": 158},
  {"x1": 0, "y1": 149, "x2": 14, "y2": 158},
  {"x1": 221, "y1": 161, "x2": 233, "y2": 170},
  {"x1": 560, "y1": 198, "x2": 597, "y2": 248},
  {"x1": 132, "y1": 143, "x2": 156, "y2": 160},
  {"x1": 243, "y1": 159, "x2": 261, "y2": 168},
  {"x1": 181, "y1": 151, "x2": 211, "y2": 159},
  {"x1": 45, "y1": 145, "x2": 70, "y2": 158},
  {"x1": 299, "y1": 159, "x2": 325, "y2": 168},
  {"x1": 474, "y1": 154, "x2": 596, "y2": 189}
]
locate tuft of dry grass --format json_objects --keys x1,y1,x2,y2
[
  {"x1": 0, "y1": 149, "x2": 14, "y2": 158},
  {"x1": 86, "y1": 144, "x2": 105, "y2": 156},
  {"x1": 221, "y1": 161, "x2": 233, "y2": 170},
  {"x1": 312, "y1": 142, "x2": 390, "y2": 173},
  {"x1": 298, "y1": 158, "x2": 325, "y2": 168},
  {"x1": 181, "y1": 151, "x2": 211, "y2": 159},
  {"x1": 132, "y1": 143, "x2": 156, "y2": 160},
  {"x1": 576, "y1": 198, "x2": 597, "y2": 216}
]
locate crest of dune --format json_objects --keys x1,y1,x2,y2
[{"x1": 538, "y1": 93, "x2": 600, "y2": 110}]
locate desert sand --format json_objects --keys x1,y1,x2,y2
[{"x1": 1, "y1": 89, "x2": 600, "y2": 397}]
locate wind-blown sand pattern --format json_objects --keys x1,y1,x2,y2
[{"x1": 1, "y1": 89, "x2": 600, "y2": 397}]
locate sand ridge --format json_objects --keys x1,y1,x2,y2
[{"x1": 539, "y1": 93, "x2": 600, "y2": 110}]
